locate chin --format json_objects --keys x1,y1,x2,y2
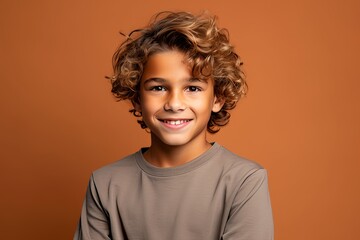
[
  {"x1": 151, "y1": 132, "x2": 194, "y2": 146},
  {"x1": 159, "y1": 137, "x2": 190, "y2": 147}
]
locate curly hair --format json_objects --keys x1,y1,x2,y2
[{"x1": 109, "y1": 11, "x2": 247, "y2": 133}]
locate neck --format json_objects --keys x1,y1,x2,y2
[{"x1": 143, "y1": 137, "x2": 212, "y2": 168}]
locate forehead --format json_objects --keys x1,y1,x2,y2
[{"x1": 141, "y1": 50, "x2": 192, "y2": 81}]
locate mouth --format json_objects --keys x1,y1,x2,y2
[
  {"x1": 160, "y1": 119, "x2": 192, "y2": 125},
  {"x1": 157, "y1": 118, "x2": 193, "y2": 129}
]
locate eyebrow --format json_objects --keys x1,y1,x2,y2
[
  {"x1": 143, "y1": 77, "x2": 208, "y2": 84},
  {"x1": 188, "y1": 78, "x2": 208, "y2": 83},
  {"x1": 143, "y1": 78, "x2": 166, "y2": 85}
]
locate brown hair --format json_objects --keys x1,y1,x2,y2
[{"x1": 109, "y1": 11, "x2": 247, "y2": 133}]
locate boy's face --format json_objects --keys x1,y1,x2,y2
[{"x1": 135, "y1": 50, "x2": 223, "y2": 148}]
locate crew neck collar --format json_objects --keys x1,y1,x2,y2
[{"x1": 135, "y1": 142, "x2": 221, "y2": 177}]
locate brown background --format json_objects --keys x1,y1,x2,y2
[{"x1": 1, "y1": 0, "x2": 359, "y2": 239}]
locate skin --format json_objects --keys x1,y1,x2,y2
[{"x1": 135, "y1": 50, "x2": 224, "y2": 167}]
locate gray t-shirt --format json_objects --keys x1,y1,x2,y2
[{"x1": 74, "y1": 143, "x2": 273, "y2": 240}]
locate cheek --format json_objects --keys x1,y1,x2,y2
[
  {"x1": 191, "y1": 98, "x2": 214, "y2": 114},
  {"x1": 140, "y1": 96, "x2": 161, "y2": 114},
  {"x1": 194, "y1": 93, "x2": 214, "y2": 107}
]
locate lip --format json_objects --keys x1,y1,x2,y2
[{"x1": 157, "y1": 118, "x2": 193, "y2": 129}]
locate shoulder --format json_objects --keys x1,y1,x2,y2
[
  {"x1": 206, "y1": 144, "x2": 269, "y2": 195},
  {"x1": 214, "y1": 145, "x2": 270, "y2": 206},
  {"x1": 90, "y1": 151, "x2": 141, "y2": 186},
  {"x1": 214, "y1": 145, "x2": 265, "y2": 176}
]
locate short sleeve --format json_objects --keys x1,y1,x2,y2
[
  {"x1": 222, "y1": 169, "x2": 274, "y2": 240},
  {"x1": 74, "y1": 175, "x2": 111, "y2": 240}
]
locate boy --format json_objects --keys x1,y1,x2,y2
[{"x1": 74, "y1": 11, "x2": 273, "y2": 240}]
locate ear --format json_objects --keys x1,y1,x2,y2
[
  {"x1": 132, "y1": 98, "x2": 142, "y2": 113},
  {"x1": 212, "y1": 96, "x2": 225, "y2": 113}
]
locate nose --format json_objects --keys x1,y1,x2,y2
[{"x1": 164, "y1": 91, "x2": 186, "y2": 112}]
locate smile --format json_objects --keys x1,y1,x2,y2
[
  {"x1": 158, "y1": 118, "x2": 193, "y2": 129},
  {"x1": 162, "y1": 119, "x2": 191, "y2": 125}
]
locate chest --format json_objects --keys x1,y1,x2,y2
[{"x1": 106, "y1": 171, "x2": 235, "y2": 239}]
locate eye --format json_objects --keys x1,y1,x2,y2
[
  {"x1": 186, "y1": 86, "x2": 202, "y2": 92},
  {"x1": 150, "y1": 86, "x2": 166, "y2": 91}
]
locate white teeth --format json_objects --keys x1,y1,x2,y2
[{"x1": 163, "y1": 120, "x2": 189, "y2": 125}]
